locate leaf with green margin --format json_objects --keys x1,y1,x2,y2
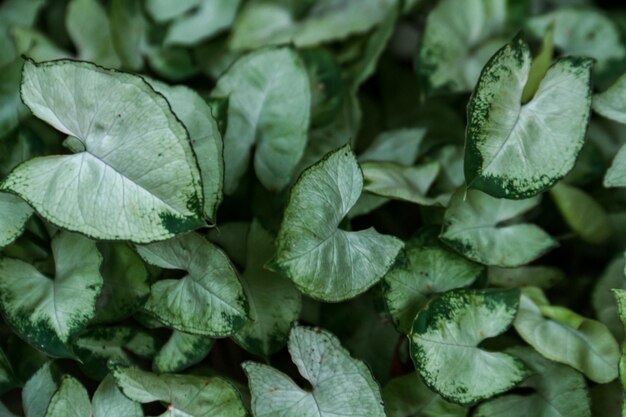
[
  {"x1": 488, "y1": 265, "x2": 563, "y2": 289},
  {"x1": 234, "y1": 220, "x2": 301, "y2": 356},
  {"x1": 474, "y1": 346, "x2": 591, "y2": 417},
  {"x1": 409, "y1": 288, "x2": 530, "y2": 405},
  {"x1": 594, "y1": 73, "x2": 626, "y2": 125},
  {"x1": 211, "y1": 47, "x2": 310, "y2": 193},
  {"x1": 271, "y1": 145, "x2": 403, "y2": 301},
  {"x1": 0, "y1": 231, "x2": 103, "y2": 358},
  {"x1": 1, "y1": 60, "x2": 205, "y2": 243},
  {"x1": 113, "y1": 365, "x2": 246, "y2": 417},
  {"x1": 74, "y1": 326, "x2": 135, "y2": 380},
  {"x1": 514, "y1": 290, "x2": 620, "y2": 383},
  {"x1": 0, "y1": 192, "x2": 32, "y2": 248},
  {"x1": 593, "y1": 257, "x2": 626, "y2": 340},
  {"x1": 146, "y1": 79, "x2": 224, "y2": 222},
  {"x1": 110, "y1": 0, "x2": 146, "y2": 71},
  {"x1": 153, "y1": 330, "x2": 213, "y2": 374},
  {"x1": 383, "y1": 372, "x2": 467, "y2": 417},
  {"x1": 465, "y1": 35, "x2": 593, "y2": 199},
  {"x1": 66, "y1": 0, "x2": 121, "y2": 68},
  {"x1": 550, "y1": 182, "x2": 611, "y2": 244},
  {"x1": 92, "y1": 374, "x2": 143, "y2": 417},
  {"x1": 22, "y1": 362, "x2": 60, "y2": 417},
  {"x1": 165, "y1": 0, "x2": 241, "y2": 46},
  {"x1": 45, "y1": 375, "x2": 91, "y2": 417},
  {"x1": 416, "y1": 0, "x2": 510, "y2": 93},
  {"x1": 440, "y1": 189, "x2": 557, "y2": 267},
  {"x1": 359, "y1": 128, "x2": 426, "y2": 166},
  {"x1": 136, "y1": 232, "x2": 248, "y2": 336},
  {"x1": 145, "y1": 0, "x2": 202, "y2": 22},
  {"x1": 383, "y1": 239, "x2": 484, "y2": 333},
  {"x1": 243, "y1": 326, "x2": 386, "y2": 417},
  {"x1": 0, "y1": 348, "x2": 16, "y2": 395}
]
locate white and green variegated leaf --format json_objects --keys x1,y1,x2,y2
[
  {"x1": 165, "y1": 0, "x2": 240, "y2": 46},
  {"x1": 136, "y1": 232, "x2": 248, "y2": 336},
  {"x1": 45, "y1": 376, "x2": 91, "y2": 417},
  {"x1": 440, "y1": 189, "x2": 557, "y2": 267},
  {"x1": 593, "y1": 72, "x2": 626, "y2": 124},
  {"x1": 383, "y1": 239, "x2": 484, "y2": 333},
  {"x1": 234, "y1": 221, "x2": 301, "y2": 356},
  {"x1": 0, "y1": 192, "x2": 32, "y2": 248},
  {"x1": 514, "y1": 290, "x2": 620, "y2": 383},
  {"x1": 74, "y1": 326, "x2": 135, "y2": 380},
  {"x1": 153, "y1": 330, "x2": 213, "y2": 374},
  {"x1": 417, "y1": 0, "x2": 509, "y2": 93},
  {"x1": 409, "y1": 289, "x2": 529, "y2": 405},
  {"x1": 475, "y1": 346, "x2": 591, "y2": 417},
  {"x1": 0, "y1": 231, "x2": 103, "y2": 358},
  {"x1": 272, "y1": 145, "x2": 403, "y2": 301},
  {"x1": 211, "y1": 47, "x2": 310, "y2": 193},
  {"x1": 92, "y1": 375, "x2": 144, "y2": 417},
  {"x1": 593, "y1": 257, "x2": 626, "y2": 340},
  {"x1": 488, "y1": 265, "x2": 563, "y2": 289},
  {"x1": 243, "y1": 326, "x2": 386, "y2": 417},
  {"x1": 23, "y1": 362, "x2": 60, "y2": 417},
  {"x1": 113, "y1": 365, "x2": 246, "y2": 417},
  {"x1": 465, "y1": 36, "x2": 593, "y2": 198},
  {"x1": 1, "y1": 60, "x2": 204, "y2": 243}
]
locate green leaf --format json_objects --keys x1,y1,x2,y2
[
  {"x1": 474, "y1": 346, "x2": 591, "y2": 417},
  {"x1": 145, "y1": 0, "x2": 202, "y2": 22},
  {"x1": 92, "y1": 374, "x2": 143, "y2": 417},
  {"x1": 0, "y1": 59, "x2": 30, "y2": 138},
  {"x1": 153, "y1": 330, "x2": 213, "y2": 374},
  {"x1": 488, "y1": 265, "x2": 563, "y2": 289},
  {"x1": 110, "y1": 0, "x2": 146, "y2": 71},
  {"x1": 465, "y1": 35, "x2": 593, "y2": 198},
  {"x1": 440, "y1": 189, "x2": 557, "y2": 267},
  {"x1": 593, "y1": 257, "x2": 626, "y2": 340},
  {"x1": 22, "y1": 362, "x2": 60, "y2": 417},
  {"x1": 0, "y1": 231, "x2": 103, "y2": 358},
  {"x1": 0, "y1": 192, "x2": 32, "y2": 248},
  {"x1": 604, "y1": 145, "x2": 626, "y2": 188},
  {"x1": 165, "y1": 0, "x2": 241, "y2": 46},
  {"x1": 272, "y1": 145, "x2": 403, "y2": 301},
  {"x1": 113, "y1": 365, "x2": 246, "y2": 417},
  {"x1": 243, "y1": 326, "x2": 386, "y2": 417},
  {"x1": 136, "y1": 232, "x2": 248, "y2": 336},
  {"x1": 409, "y1": 289, "x2": 529, "y2": 405},
  {"x1": 45, "y1": 375, "x2": 91, "y2": 417},
  {"x1": 514, "y1": 290, "x2": 620, "y2": 383},
  {"x1": 358, "y1": 128, "x2": 426, "y2": 166},
  {"x1": 1, "y1": 60, "x2": 205, "y2": 243},
  {"x1": 74, "y1": 326, "x2": 135, "y2": 380},
  {"x1": 594, "y1": 73, "x2": 626, "y2": 124},
  {"x1": 234, "y1": 221, "x2": 301, "y2": 356},
  {"x1": 0, "y1": 348, "x2": 16, "y2": 394},
  {"x1": 383, "y1": 239, "x2": 484, "y2": 333},
  {"x1": 211, "y1": 47, "x2": 310, "y2": 193}
]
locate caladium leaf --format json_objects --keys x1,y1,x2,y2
[
  {"x1": 1, "y1": 60, "x2": 205, "y2": 243},
  {"x1": 409, "y1": 289, "x2": 529, "y2": 405},
  {"x1": 164, "y1": 0, "x2": 241, "y2": 46},
  {"x1": 23, "y1": 362, "x2": 60, "y2": 417},
  {"x1": 440, "y1": 189, "x2": 557, "y2": 267},
  {"x1": 92, "y1": 375, "x2": 143, "y2": 417},
  {"x1": 113, "y1": 365, "x2": 246, "y2": 417},
  {"x1": 153, "y1": 330, "x2": 214, "y2": 374},
  {"x1": 136, "y1": 232, "x2": 248, "y2": 336},
  {"x1": 614, "y1": 289, "x2": 626, "y2": 403},
  {"x1": 0, "y1": 231, "x2": 103, "y2": 358},
  {"x1": 474, "y1": 346, "x2": 591, "y2": 417},
  {"x1": 271, "y1": 145, "x2": 403, "y2": 301},
  {"x1": 243, "y1": 326, "x2": 386, "y2": 417},
  {"x1": 0, "y1": 192, "x2": 32, "y2": 248},
  {"x1": 211, "y1": 47, "x2": 310, "y2": 193},
  {"x1": 465, "y1": 35, "x2": 593, "y2": 199}
]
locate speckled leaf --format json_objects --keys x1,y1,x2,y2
[
  {"x1": 136, "y1": 232, "x2": 247, "y2": 336},
  {"x1": 475, "y1": 346, "x2": 591, "y2": 417},
  {"x1": 271, "y1": 145, "x2": 403, "y2": 301},
  {"x1": 45, "y1": 376, "x2": 91, "y2": 417},
  {"x1": 165, "y1": 0, "x2": 240, "y2": 46},
  {"x1": 409, "y1": 289, "x2": 529, "y2": 405},
  {"x1": 0, "y1": 348, "x2": 16, "y2": 395},
  {"x1": 465, "y1": 36, "x2": 593, "y2": 198},
  {"x1": 514, "y1": 290, "x2": 620, "y2": 383},
  {"x1": 234, "y1": 221, "x2": 301, "y2": 356},
  {"x1": 113, "y1": 365, "x2": 246, "y2": 417},
  {"x1": 74, "y1": 327, "x2": 135, "y2": 380},
  {"x1": 92, "y1": 375, "x2": 143, "y2": 417},
  {"x1": 440, "y1": 189, "x2": 557, "y2": 267},
  {"x1": 1, "y1": 60, "x2": 204, "y2": 243},
  {"x1": 211, "y1": 47, "x2": 310, "y2": 193},
  {"x1": 383, "y1": 240, "x2": 484, "y2": 333},
  {"x1": 0, "y1": 192, "x2": 32, "y2": 248},
  {"x1": 0, "y1": 231, "x2": 103, "y2": 358},
  {"x1": 593, "y1": 257, "x2": 626, "y2": 340},
  {"x1": 23, "y1": 362, "x2": 60, "y2": 417},
  {"x1": 243, "y1": 326, "x2": 386, "y2": 417},
  {"x1": 153, "y1": 330, "x2": 213, "y2": 373}
]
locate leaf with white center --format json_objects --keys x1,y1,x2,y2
[
  {"x1": 211, "y1": 47, "x2": 310, "y2": 193},
  {"x1": 92, "y1": 375, "x2": 143, "y2": 417},
  {"x1": 45, "y1": 376, "x2": 91, "y2": 417},
  {"x1": 74, "y1": 326, "x2": 135, "y2": 380},
  {"x1": 514, "y1": 290, "x2": 620, "y2": 383},
  {"x1": 113, "y1": 365, "x2": 246, "y2": 417},
  {"x1": 271, "y1": 145, "x2": 403, "y2": 301},
  {"x1": 0, "y1": 192, "x2": 32, "y2": 248},
  {"x1": 0, "y1": 231, "x2": 103, "y2": 358},
  {"x1": 1, "y1": 60, "x2": 204, "y2": 243},
  {"x1": 593, "y1": 257, "x2": 626, "y2": 340},
  {"x1": 383, "y1": 239, "x2": 484, "y2": 333},
  {"x1": 147, "y1": 79, "x2": 223, "y2": 221},
  {"x1": 475, "y1": 346, "x2": 591, "y2": 417},
  {"x1": 465, "y1": 35, "x2": 593, "y2": 198},
  {"x1": 614, "y1": 289, "x2": 626, "y2": 399},
  {"x1": 358, "y1": 128, "x2": 426, "y2": 166},
  {"x1": 136, "y1": 232, "x2": 247, "y2": 336},
  {"x1": 440, "y1": 189, "x2": 557, "y2": 267},
  {"x1": 153, "y1": 330, "x2": 213, "y2": 373},
  {"x1": 165, "y1": 0, "x2": 241, "y2": 46},
  {"x1": 243, "y1": 326, "x2": 386, "y2": 417},
  {"x1": 409, "y1": 289, "x2": 529, "y2": 405},
  {"x1": 234, "y1": 221, "x2": 301, "y2": 356}
]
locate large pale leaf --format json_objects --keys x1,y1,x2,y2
[
  {"x1": 440, "y1": 189, "x2": 557, "y2": 267},
  {"x1": 0, "y1": 231, "x2": 103, "y2": 358},
  {"x1": 211, "y1": 47, "x2": 310, "y2": 193},
  {"x1": 165, "y1": 0, "x2": 240, "y2": 46},
  {"x1": 465, "y1": 36, "x2": 592, "y2": 198},
  {"x1": 153, "y1": 330, "x2": 213, "y2": 373},
  {"x1": 0, "y1": 192, "x2": 32, "y2": 248},
  {"x1": 243, "y1": 326, "x2": 386, "y2": 417},
  {"x1": 92, "y1": 375, "x2": 143, "y2": 417},
  {"x1": 1, "y1": 60, "x2": 204, "y2": 243},
  {"x1": 136, "y1": 232, "x2": 248, "y2": 336},
  {"x1": 271, "y1": 145, "x2": 403, "y2": 301},
  {"x1": 409, "y1": 289, "x2": 529, "y2": 405}
]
